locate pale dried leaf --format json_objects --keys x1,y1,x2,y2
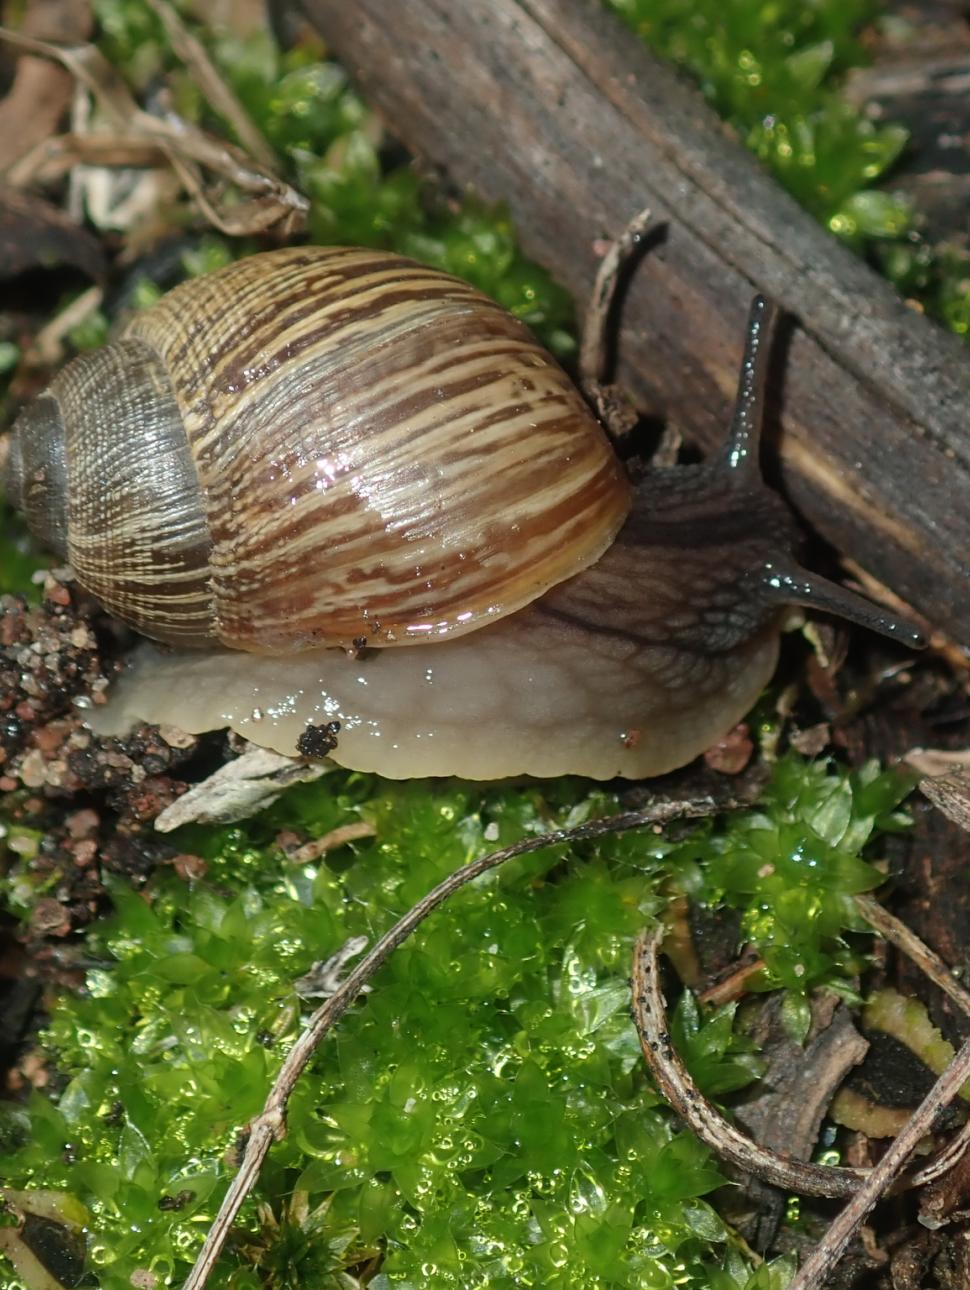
[
  {"x1": 0, "y1": 0, "x2": 92, "y2": 173},
  {"x1": 8, "y1": 132, "x2": 168, "y2": 187},
  {"x1": 914, "y1": 762, "x2": 970, "y2": 834},
  {"x1": 154, "y1": 744, "x2": 329, "y2": 831}
]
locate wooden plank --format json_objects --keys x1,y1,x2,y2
[{"x1": 304, "y1": 0, "x2": 970, "y2": 643}]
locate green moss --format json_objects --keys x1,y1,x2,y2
[
  {"x1": 0, "y1": 504, "x2": 45, "y2": 597},
  {"x1": 643, "y1": 754, "x2": 914, "y2": 992},
  {"x1": 936, "y1": 249, "x2": 970, "y2": 337},
  {"x1": 610, "y1": 0, "x2": 903, "y2": 226},
  {"x1": 1, "y1": 758, "x2": 909, "y2": 1286}
]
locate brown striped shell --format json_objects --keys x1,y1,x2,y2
[{"x1": 4, "y1": 247, "x2": 632, "y2": 653}]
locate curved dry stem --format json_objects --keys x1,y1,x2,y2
[
  {"x1": 578, "y1": 204, "x2": 652, "y2": 387},
  {"x1": 632, "y1": 906, "x2": 970, "y2": 1205},
  {"x1": 854, "y1": 892, "x2": 970, "y2": 1018},
  {"x1": 632, "y1": 924, "x2": 868, "y2": 1199}
]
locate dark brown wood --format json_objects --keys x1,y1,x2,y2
[{"x1": 302, "y1": 0, "x2": 970, "y2": 644}]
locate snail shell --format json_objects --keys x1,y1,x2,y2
[{"x1": 4, "y1": 247, "x2": 630, "y2": 652}]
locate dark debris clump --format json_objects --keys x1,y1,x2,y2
[
  {"x1": 0, "y1": 573, "x2": 203, "y2": 939},
  {"x1": 0, "y1": 574, "x2": 108, "y2": 781}
]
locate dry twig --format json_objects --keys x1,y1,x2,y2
[
  {"x1": 0, "y1": 27, "x2": 308, "y2": 235},
  {"x1": 632, "y1": 923, "x2": 869, "y2": 1199},
  {"x1": 634, "y1": 893, "x2": 970, "y2": 1283},
  {"x1": 854, "y1": 892, "x2": 970, "y2": 1016},
  {"x1": 788, "y1": 1036, "x2": 970, "y2": 1290},
  {"x1": 696, "y1": 954, "x2": 766, "y2": 1007},
  {"x1": 915, "y1": 765, "x2": 970, "y2": 836},
  {"x1": 633, "y1": 903, "x2": 970, "y2": 1203},
  {"x1": 283, "y1": 821, "x2": 377, "y2": 863},
  {"x1": 144, "y1": 0, "x2": 278, "y2": 171}
]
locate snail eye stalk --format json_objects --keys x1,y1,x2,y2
[
  {"x1": 759, "y1": 560, "x2": 926, "y2": 648},
  {"x1": 723, "y1": 294, "x2": 776, "y2": 481}
]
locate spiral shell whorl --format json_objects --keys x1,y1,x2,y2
[
  {"x1": 123, "y1": 246, "x2": 631, "y2": 651},
  {"x1": 8, "y1": 395, "x2": 69, "y2": 560},
  {"x1": 1, "y1": 429, "x2": 23, "y2": 513},
  {"x1": 63, "y1": 339, "x2": 215, "y2": 643}
]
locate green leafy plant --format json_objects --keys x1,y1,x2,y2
[{"x1": 641, "y1": 756, "x2": 914, "y2": 992}]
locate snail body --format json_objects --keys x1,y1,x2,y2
[
  {"x1": 89, "y1": 457, "x2": 790, "y2": 778},
  {"x1": 2, "y1": 241, "x2": 921, "y2": 779}
]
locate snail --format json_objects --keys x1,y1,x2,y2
[{"x1": 1, "y1": 223, "x2": 923, "y2": 779}]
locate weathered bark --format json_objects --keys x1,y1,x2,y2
[{"x1": 304, "y1": 0, "x2": 970, "y2": 644}]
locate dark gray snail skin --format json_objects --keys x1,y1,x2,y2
[{"x1": 1, "y1": 248, "x2": 923, "y2": 780}]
